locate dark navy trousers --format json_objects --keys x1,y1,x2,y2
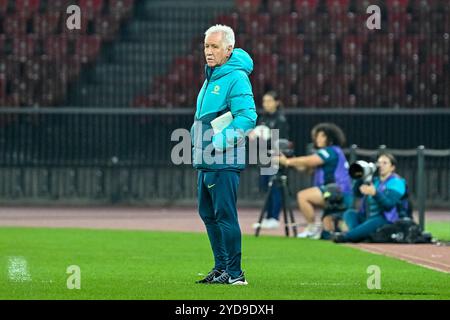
[{"x1": 197, "y1": 170, "x2": 242, "y2": 278}]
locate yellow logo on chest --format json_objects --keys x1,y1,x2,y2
[{"x1": 211, "y1": 85, "x2": 221, "y2": 95}]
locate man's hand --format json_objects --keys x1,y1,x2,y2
[
  {"x1": 359, "y1": 184, "x2": 376, "y2": 196},
  {"x1": 248, "y1": 130, "x2": 257, "y2": 141}
]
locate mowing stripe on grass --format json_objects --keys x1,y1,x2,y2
[
  {"x1": 353, "y1": 246, "x2": 450, "y2": 274},
  {"x1": 8, "y1": 256, "x2": 32, "y2": 282}
]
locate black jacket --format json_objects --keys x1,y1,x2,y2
[{"x1": 257, "y1": 109, "x2": 289, "y2": 139}]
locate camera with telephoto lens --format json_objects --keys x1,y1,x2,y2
[
  {"x1": 267, "y1": 139, "x2": 294, "y2": 176},
  {"x1": 349, "y1": 160, "x2": 377, "y2": 184},
  {"x1": 273, "y1": 138, "x2": 295, "y2": 158}
]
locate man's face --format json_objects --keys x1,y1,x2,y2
[
  {"x1": 204, "y1": 32, "x2": 232, "y2": 67},
  {"x1": 377, "y1": 155, "x2": 395, "y2": 177}
]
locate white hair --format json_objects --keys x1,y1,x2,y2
[{"x1": 204, "y1": 24, "x2": 235, "y2": 48}]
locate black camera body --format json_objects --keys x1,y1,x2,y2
[{"x1": 270, "y1": 139, "x2": 295, "y2": 176}]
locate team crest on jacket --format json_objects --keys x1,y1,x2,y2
[{"x1": 211, "y1": 85, "x2": 221, "y2": 95}]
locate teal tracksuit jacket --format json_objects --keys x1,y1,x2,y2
[{"x1": 191, "y1": 48, "x2": 257, "y2": 171}]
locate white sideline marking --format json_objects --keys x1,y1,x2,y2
[{"x1": 8, "y1": 256, "x2": 32, "y2": 282}]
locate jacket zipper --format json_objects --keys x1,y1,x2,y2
[{"x1": 198, "y1": 68, "x2": 213, "y2": 118}]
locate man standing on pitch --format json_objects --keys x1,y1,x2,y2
[{"x1": 190, "y1": 25, "x2": 257, "y2": 285}]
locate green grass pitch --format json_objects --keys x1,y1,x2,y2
[
  {"x1": 426, "y1": 221, "x2": 450, "y2": 242},
  {"x1": 0, "y1": 227, "x2": 449, "y2": 300}
]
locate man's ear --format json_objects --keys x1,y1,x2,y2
[{"x1": 227, "y1": 46, "x2": 233, "y2": 56}]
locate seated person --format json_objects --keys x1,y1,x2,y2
[
  {"x1": 278, "y1": 123, "x2": 353, "y2": 239},
  {"x1": 333, "y1": 153, "x2": 406, "y2": 243}
]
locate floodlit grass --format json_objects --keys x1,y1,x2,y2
[
  {"x1": 0, "y1": 227, "x2": 449, "y2": 300},
  {"x1": 426, "y1": 221, "x2": 450, "y2": 242}
]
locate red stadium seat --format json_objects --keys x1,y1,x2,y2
[
  {"x1": 426, "y1": 35, "x2": 449, "y2": 65},
  {"x1": 242, "y1": 13, "x2": 271, "y2": 35},
  {"x1": 12, "y1": 35, "x2": 37, "y2": 62},
  {"x1": 367, "y1": 61, "x2": 389, "y2": 78},
  {"x1": 302, "y1": 13, "x2": 328, "y2": 35},
  {"x1": 398, "y1": 36, "x2": 420, "y2": 61},
  {"x1": 368, "y1": 34, "x2": 396, "y2": 63},
  {"x1": 74, "y1": 35, "x2": 102, "y2": 64},
  {"x1": 170, "y1": 55, "x2": 195, "y2": 88},
  {"x1": 44, "y1": 35, "x2": 68, "y2": 60},
  {"x1": 46, "y1": 0, "x2": 72, "y2": 12},
  {"x1": 273, "y1": 80, "x2": 294, "y2": 100},
  {"x1": 309, "y1": 55, "x2": 339, "y2": 76},
  {"x1": 33, "y1": 12, "x2": 61, "y2": 37},
  {"x1": 267, "y1": 0, "x2": 292, "y2": 16},
  {"x1": 326, "y1": 0, "x2": 350, "y2": 15},
  {"x1": 0, "y1": 73, "x2": 6, "y2": 101},
  {"x1": 388, "y1": 12, "x2": 411, "y2": 35},
  {"x1": 274, "y1": 12, "x2": 300, "y2": 35},
  {"x1": 341, "y1": 60, "x2": 364, "y2": 77},
  {"x1": 413, "y1": 12, "x2": 444, "y2": 35},
  {"x1": 39, "y1": 77, "x2": 68, "y2": 106},
  {"x1": 79, "y1": 0, "x2": 104, "y2": 19},
  {"x1": 249, "y1": 34, "x2": 278, "y2": 55},
  {"x1": 309, "y1": 35, "x2": 337, "y2": 58},
  {"x1": 328, "y1": 13, "x2": 354, "y2": 39},
  {"x1": 0, "y1": 0, "x2": 8, "y2": 16},
  {"x1": 215, "y1": 13, "x2": 240, "y2": 32},
  {"x1": 3, "y1": 14, "x2": 28, "y2": 36},
  {"x1": 108, "y1": 0, "x2": 134, "y2": 19},
  {"x1": 386, "y1": 0, "x2": 409, "y2": 13},
  {"x1": 298, "y1": 74, "x2": 326, "y2": 98},
  {"x1": 253, "y1": 53, "x2": 279, "y2": 80},
  {"x1": 0, "y1": 56, "x2": 19, "y2": 80},
  {"x1": 235, "y1": 0, "x2": 261, "y2": 14},
  {"x1": 15, "y1": 0, "x2": 41, "y2": 18},
  {"x1": 352, "y1": 0, "x2": 372, "y2": 14},
  {"x1": 94, "y1": 15, "x2": 121, "y2": 42},
  {"x1": 422, "y1": 56, "x2": 445, "y2": 76},
  {"x1": 0, "y1": 34, "x2": 5, "y2": 55},
  {"x1": 294, "y1": 0, "x2": 319, "y2": 18},
  {"x1": 410, "y1": 0, "x2": 439, "y2": 15},
  {"x1": 24, "y1": 57, "x2": 44, "y2": 84},
  {"x1": 355, "y1": 74, "x2": 388, "y2": 107},
  {"x1": 235, "y1": 34, "x2": 249, "y2": 48},
  {"x1": 279, "y1": 34, "x2": 304, "y2": 62},
  {"x1": 383, "y1": 75, "x2": 407, "y2": 107},
  {"x1": 342, "y1": 35, "x2": 365, "y2": 60}
]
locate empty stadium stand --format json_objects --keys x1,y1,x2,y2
[
  {"x1": 133, "y1": 0, "x2": 450, "y2": 109},
  {"x1": 0, "y1": 0, "x2": 134, "y2": 107},
  {"x1": 0, "y1": 0, "x2": 448, "y2": 108}
]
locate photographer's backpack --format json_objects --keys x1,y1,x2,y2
[
  {"x1": 369, "y1": 184, "x2": 432, "y2": 243},
  {"x1": 369, "y1": 218, "x2": 432, "y2": 243}
]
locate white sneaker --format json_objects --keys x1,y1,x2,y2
[
  {"x1": 252, "y1": 218, "x2": 267, "y2": 229},
  {"x1": 297, "y1": 224, "x2": 322, "y2": 239},
  {"x1": 261, "y1": 218, "x2": 280, "y2": 229}
]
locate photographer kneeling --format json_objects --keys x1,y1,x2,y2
[
  {"x1": 333, "y1": 153, "x2": 406, "y2": 243},
  {"x1": 277, "y1": 123, "x2": 353, "y2": 239}
]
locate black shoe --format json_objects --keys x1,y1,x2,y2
[
  {"x1": 331, "y1": 232, "x2": 347, "y2": 243},
  {"x1": 211, "y1": 271, "x2": 248, "y2": 285},
  {"x1": 196, "y1": 269, "x2": 224, "y2": 284}
]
